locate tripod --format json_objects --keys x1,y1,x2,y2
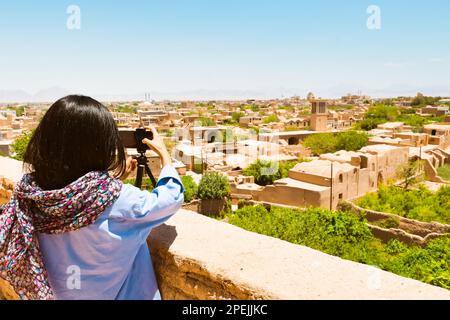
[{"x1": 134, "y1": 151, "x2": 157, "y2": 189}]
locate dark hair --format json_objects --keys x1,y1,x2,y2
[{"x1": 24, "y1": 95, "x2": 126, "y2": 190}]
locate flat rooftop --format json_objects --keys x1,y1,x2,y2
[
  {"x1": 360, "y1": 144, "x2": 407, "y2": 153},
  {"x1": 274, "y1": 178, "x2": 329, "y2": 192},
  {"x1": 424, "y1": 123, "x2": 450, "y2": 130},
  {"x1": 292, "y1": 159, "x2": 356, "y2": 177}
]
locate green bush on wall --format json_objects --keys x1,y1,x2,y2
[
  {"x1": 181, "y1": 175, "x2": 198, "y2": 203},
  {"x1": 198, "y1": 172, "x2": 230, "y2": 200}
]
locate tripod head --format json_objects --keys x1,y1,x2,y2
[{"x1": 119, "y1": 127, "x2": 156, "y2": 189}]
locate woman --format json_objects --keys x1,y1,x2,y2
[{"x1": 0, "y1": 95, "x2": 184, "y2": 300}]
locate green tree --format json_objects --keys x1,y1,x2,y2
[
  {"x1": 398, "y1": 114, "x2": 427, "y2": 131},
  {"x1": 303, "y1": 131, "x2": 368, "y2": 156},
  {"x1": 198, "y1": 117, "x2": 216, "y2": 127},
  {"x1": 263, "y1": 114, "x2": 279, "y2": 124},
  {"x1": 243, "y1": 160, "x2": 282, "y2": 186},
  {"x1": 115, "y1": 105, "x2": 137, "y2": 113},
  {"x1": 335, "y1": 131, "x2": 369, "y2": 152},
  {"x1": 7, "y1": 105, "x2": 25, "y2": 117},
  {"x1": 411, "y1": 93, "x2": 441, "y2": 107},
  {"x1": 356, "y1": 104, "x2": 400, "y2": 131},
  {"x1": 224, "y1": 112, "x2": 245, "y2": 126},
  {"x1": 303, "y1": 133, "x2": 339, "y2": 155},
  {"x1": 231, "y1": 112, "x2": 244, "y2": 123},
  {"x1": 397, "y1": 160, "x2": 421, "y2": 190},
  {"x1": 11, "y1": 130, "x2": 34, "y2": 161},
  {"x1": 198, "y1": 172, "x2": 230, "y2": 200}
]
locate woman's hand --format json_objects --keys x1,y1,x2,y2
[
  {"x1": 142, "y1": 126, "x2": 172, "y2": 167},
  {"x1": 120, "y1": 156, "x2": 137, "y2": 181}
]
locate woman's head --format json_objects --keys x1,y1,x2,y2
[{"x1": 24, "y1": 95, "x2": 126, "y2": 190}]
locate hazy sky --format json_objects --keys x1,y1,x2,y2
[{"x1": 1, "y1": 0, "x2": 449, "y2": 99}]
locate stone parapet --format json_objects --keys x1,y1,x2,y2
[{"x1": 148, "y1": 210, "x2": 450, "y2": 300}]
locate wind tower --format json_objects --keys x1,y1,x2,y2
[{"x1": 310, "y1": 100, "x2": 329, "y2": 131}]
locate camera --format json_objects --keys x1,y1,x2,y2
[{"x1": 119, "y1": 128, "x2": 153, "y2": 153}]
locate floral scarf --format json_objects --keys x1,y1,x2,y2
[{"x1": 0, "y1": 171, "x2": 122, "y2": 300}]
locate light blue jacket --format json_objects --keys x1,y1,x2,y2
[{"x1": 38, "y1": 165, "x2": 184, "y2": 300}]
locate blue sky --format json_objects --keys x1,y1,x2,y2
[{"x1": 0, "y1": 0, "x2": 449, "y2": 100}]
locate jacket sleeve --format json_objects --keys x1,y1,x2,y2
[{"x1": 114, "y1": 165, "x2": 184, "y2": 230}]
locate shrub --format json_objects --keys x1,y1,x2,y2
[
  {"x1": 356, "y1": 184, "x2": 450, "y2": 225},
  {"x1": 225, "y1": 205, "x2": 450, "y2": 289},
  {"x1": 11, "y1": 130, "x2": 34, "y2": 161},
  {"x1": 227, "y1": 205, "x2": 375, "y2": 262},
  {"x1": 181, "y1": 175, "x2": 198, "y2": 203},
  {"x1": 385, "y1": 237, "x2": 450, "y2": 289},
  {"x1": 198, "y1": 172, "x2": 230, "y2": 200},
  {"x1": 243, "y1": 160, "x2": 282, "y2": 186},
  {"x1": 437, "y1": 165, "x2": 450, "y2": 181}
]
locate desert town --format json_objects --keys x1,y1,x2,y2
[
  {"x1": 1, "y1": 93, "x2": 450, "y2": 299},
  {"x1": 1, "y1": 94, "x2": 450, "y2": 211},
  {"x1": 2, "y1": 0, "x2": 450, "y2": 304}
]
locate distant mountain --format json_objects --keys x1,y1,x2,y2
[
  {"x1": 1, "y1": 85, "x2": 449, "y2": 103},
  {"x1": 0, "y1": 87, "x2": 74, "y2": 103},
  {"x1": 33, "y1": 87, "x2": 73, "y2": 102},
  {"x1": 0, "y1": 89, "x2": 32, "y2": 103}
]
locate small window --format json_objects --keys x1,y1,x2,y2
[
  {"x1": 372, "y1": 163, "x2": 375, "y2": 171},
  {"x1": 360, "y1": 157, "x2": 368, "y2": 169},
  {"x1": 338, "y1": 193, "x2": 343, "y2": 200},
  {"x1": 339, "y1": 174, "x2": 343, "y2": 183}
]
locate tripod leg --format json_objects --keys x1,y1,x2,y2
[
  {"x1": 144, "y1": 164, "x2": 157, "y2": 187},
  {"x1": 135, "y1": 164, "x2": 144, "y2": 189}
]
